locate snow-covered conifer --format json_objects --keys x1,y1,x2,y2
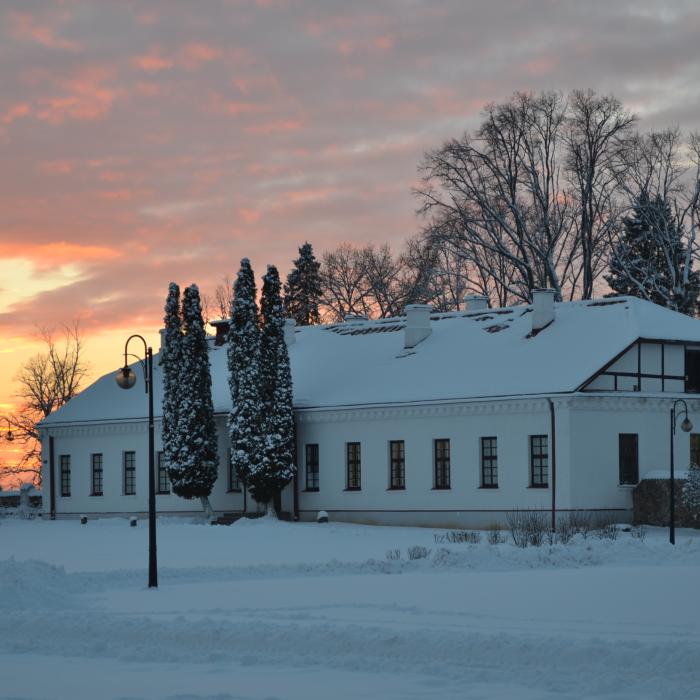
[
  {"x1": 160, "y1": 283, "x2": 185, "y2": 491},
  {"x1": 175, "y1": 284, "x2": 219, "y2": 516},
  {"x1": 227, "y1": 259, "x2": 265, "y2": 497},
  {"x1": 284, "y1": 242, "x2": 322, "y2": 325},
  {"x1": 253, "y1": 265, "x2": 296, "y2": 512},
  {"x1": 606, "y1": 192, "x2": 700, "y2": 315}
]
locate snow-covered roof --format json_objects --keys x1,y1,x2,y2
[{"x1": 40, "y1": 296, "x2": 700, "y2": 426}]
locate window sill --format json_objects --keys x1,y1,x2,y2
[
  {"x1": 156, "y1": 491, "x2": 171, "y2": 496},
  {"x1": 432, "y1": 486, "x2": 451, "y2": 491},
  {"x1": 227, "y1": 489, "x2": 242, "y2": 493},
  {"x1": 618, "y1": 483, "x2": 637, "y2": 489},
  {"x1": 344, "y1": 487, "x2": 361, "y2": 492},
  {"x1": 303, "y1": 488, "x2": 319, "y2": 493},
  {"x1": 479, "y1": 485, "x2": 498, "y2": 490},
  {"x1": 528, "y1": 485, "x2": 549, "y2": 489},
  {"x1": 387, "y1": 486, "x2": 405, "y2": 491},
  {"x1": 89, "y1": 493, "x2": 103, "y2": 497}
]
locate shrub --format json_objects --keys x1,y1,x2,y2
[
  {"x1": 385, "y1": 549, "x2": 401, "y2": 560},
  {"x1": 505, "y1": 510, "x2": 549, "y2": 548},
  {"x1": 486, "y1": 523, "x2": 506, "y2": 545},
  {"x1": 555, "y1": 515, "x2": 575, "y2": 545},
  {"x1": 445, "y1": 530, "x2": 481, "y2": 544},
  {"x1": 567, "y1": 510, "x2": 593, "y2": 539},
  {"x1": 595, "y1": 515, "x2": 619, "y2": 540},
  {"x1": 630, "y1": 524, "x2": 647, "y2": 541},
  {"x1": 407, "y1": 545, "x2": 431, "y2": 560}
]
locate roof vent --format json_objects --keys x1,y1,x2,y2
[
  {"x1": 404, "y1": 304, "x2": 432, "y2": 348},
  {"x1": 464, "y1": 295, "x2": 489, "y2": 312},
  {"x1": 531, "y1": 289, "x2": 555, "y2": 333},
  {"x1": 284, "y1": 318, "x2": 296, "y2": 346}
]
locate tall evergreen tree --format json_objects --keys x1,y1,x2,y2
[
  {"x1": 254, "y1": 265, "x2": 296, "y2": 512},
  {"x1": 160, "y1": 283, "x2": 185, "y2": 493},
  {"x1": 606, "y1": 192, "x2": 700, "y2": 315},
  {"x1": 284, "y1": 242, "x2": 322, "y2": 325},
  {"x1": 227, "y1": 259, "x2": 265, "y2": 502},
  {"x1": 176, "y1": 284, "x2": 219, "y2": 516}
]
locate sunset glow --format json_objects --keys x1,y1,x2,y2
[{"x1": 2, "y1": 1, "x2": 700, "y2": 482}]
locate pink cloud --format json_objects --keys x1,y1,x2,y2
[
  {"x1": 1, "y1": 102, "x2": 31, "y2": 124},
  {"x1": 181, "y1": 43, "x2": 222, "y2": 69},
  {"x1": 524, "y1": 54, "x2": 558, "y2": 77},
  {"x1": 36, "y1": 67, "x2": 120, "y2": 124},
  {"x1": 133, "y1": 50, "x2": 174, "y2": 73},
  {"x1": 10, "y1": 12, "x2": 81, "y2": 51}
]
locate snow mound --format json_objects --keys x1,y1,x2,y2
[{"x1": 0, "y1": 559, "x2": 79, "y2": 611}]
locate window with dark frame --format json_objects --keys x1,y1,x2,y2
[
  {"x1": 60, "y1": 455, "x2": 71, "y2": 497},
  {"x1": 123, "y1": 451, "x2": 136, "y2": 495},
  {"x1": 480, "y1": 437, "x2": 498, "y2": 488},
  {"x1": 346, "y1": 442, "x2": 361, "y2": 490},
  {"x1": 229, "y1": 455, "x2": 242, "y2": 492},
  {"x1": 530, "y1": 435, "x2": 548, "y2": 487},
  {"x1": 686, "y1": 348, "x2": 700, "y2": 393},
  {"x1": 156, "y1": 451, "x2": 170, "y2": 494},
  {"x1": 691, "y1": 433, "x2": 700, "y2": 466},
  {"x1": 434, "y1": 439, "x2": 450, "y2": 489},
  {"x1": 91, "y1": 453, "x2": 103, "y2": 496},
  {"x1": 619, "y1": 433, "x2": 639, "y2": 485},
  {"x1": 305, "y1": 443, "x2": 319, "y2": 491},
  {"x1": 389, "y1": 440, "x2": 405, "y2": 489}
]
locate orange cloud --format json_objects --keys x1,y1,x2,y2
[
  {"x1": 2, "y1": 102, "x2": 31, "y2": 124},
  {"x1": 0, "y1": 242, "x2": 123, "y2": 264},
  {"x1": 36, "y1": 67, "x2": 120, "y2": 124},
  {"x1": 134, "y1": 51, "x2": 174, "y2": 73},
  {"x1": 238, "y1": 207, "x2": 261, "y2": 223},
  {"x1": 10, "y1": 12, "x2": 81, "y2": 51},
  {"x1": 37, "y1": 160, "x2": 74, "y2": 175},
  {"x1": 181, "y1": 43, "x2": 221, "y2": 69}
]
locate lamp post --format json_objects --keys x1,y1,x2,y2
[
  {"x1": 116, "y1": 335, "x2": 157, "y2": 588},
  {"x1": 670, "y1": 399, "x2": 693, "y2": 546},
  {"x1": 2, "y1": 417, "x2": 13, "y2": 442}
]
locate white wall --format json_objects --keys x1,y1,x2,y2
[
  {"x1": 41, "y1": 416, "x2": 245, "y2": 518},
  {"x1": 295, "y1": 399, "x2": 556, "y2": 528},
  {"x1": 567, "y1": 396, "x2": 696, "y2": 515}
]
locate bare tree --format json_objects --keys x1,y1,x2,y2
[
  {"x1": 416, "y1": 90, "x2": 636, "y2": 304},
  {"x1": 319, "y1": 244, "x2": 374, "y2": 321},
  {"x1": 2, "y1": 322, "x2": 88, "y2": 486},
  {"x1": 565, "y1": 90, "x2": 637, "y2": 298}
]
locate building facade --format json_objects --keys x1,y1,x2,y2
[{"x1": 39, "y1": 292, "x2": 700, "y2": 527}]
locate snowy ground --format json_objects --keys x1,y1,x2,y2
[{"x1": 1, "y1": 517, "x2": 699, "y2": 700}]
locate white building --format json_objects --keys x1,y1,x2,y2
[{"x1": 38, "y1": 292, "x2": 700, "y2": 527}]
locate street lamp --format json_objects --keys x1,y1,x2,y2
[
  {"x1": 116, "y1": 334, "x2": 157, "y2": 588},
  {"x1": 3, "y1": 417, "x2": 13, "y2": 442},
  {"x1": 670, "y1": 399, "x2": 693, "y2": 546}
]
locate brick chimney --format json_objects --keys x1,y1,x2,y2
[
  {"x1": 531, "y1": 289, "x2": 555, "y2": 333},
  {"x1": 210, "y1": 319, "x2": 231, "y2": 346},
  {"x1": 404, "y1": 304, "x2": 432, "y2": 348}
]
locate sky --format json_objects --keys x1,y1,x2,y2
[{"x1": 1, "y1": 0, "x2": 700, "y2": 474}]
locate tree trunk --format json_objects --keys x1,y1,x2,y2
[
  {"x1": 264, "y1": 501, "x2": 278, "y2": 519},
  {"x1": 199, "y1": 495, "x2": 214, "y2": 521}
]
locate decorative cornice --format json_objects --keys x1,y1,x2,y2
[
  {"x1": 46, "y1": 421, "x2": 153, "y2": 438},
  {"x1": 295, "y1": 397, "x2": 552, "y2": 424}
]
